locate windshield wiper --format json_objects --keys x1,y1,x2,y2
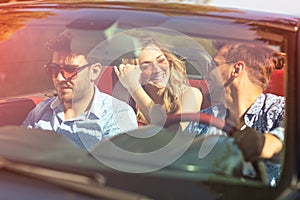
[{"x1": 0, "y1": 157, "x2": 152, "y2": 200}]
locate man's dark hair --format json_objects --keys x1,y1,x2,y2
[
  {"x1": 213, "y1": 41, "x2": 285, "y2": 90},
  {"x1": 45, "y1": 30, "x2": 72, "y2": 53}
]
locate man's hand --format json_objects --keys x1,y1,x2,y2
[{"x1": 232, "y1": 127, "x2": 265, "y2": 162}]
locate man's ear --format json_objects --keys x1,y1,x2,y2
[
  {"x1": 232, "y1": 61, "x2": 245, "y2": 77},
  {"x1": 90, "y1": 63, "x2": 102, "y2": 82}
]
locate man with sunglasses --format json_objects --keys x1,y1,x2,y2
[
  {"x1": 22, "y1": 30, "x2": 138, "y2": 149},
  {"x1": 186, "y1": 42, "x2": 285, "y2": 187}
]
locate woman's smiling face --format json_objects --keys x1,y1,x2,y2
[{"x1": 139, "y1": 44, "x2": 171, "y2": 88}]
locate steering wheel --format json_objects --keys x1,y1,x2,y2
[
  {"x1": 164, "y1": 112, "x2": 268, "y2": 185},
  {"x1": 164, "y1": 113, "x2": 236, "y2": 133}
]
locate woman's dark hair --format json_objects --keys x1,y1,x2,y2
[{"x1": 45, "y1": 30, "x2": 72, "y2": 53}]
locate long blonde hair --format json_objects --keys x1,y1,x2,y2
[{"x1": 122, "y1": 36, "x2": 188, "y2": 120}]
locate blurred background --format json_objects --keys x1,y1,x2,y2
[
  {"x1": 112, "y1": 0, "x2": 300, "y2": 16},
  {"x1": 208, "y1": 0, "x2": 300, "y2": 16}
]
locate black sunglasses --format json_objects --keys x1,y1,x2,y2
[{"x1": 44, "y1": 62, "x2": 90, "y2": 80}]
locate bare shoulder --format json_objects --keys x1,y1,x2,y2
[
  {"x1": 181, "y1": 86, "x2": 203, "y2": 110},
  {"x1": 182, "y1": 86, "x2": 203, "y2": 100}
]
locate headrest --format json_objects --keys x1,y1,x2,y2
[{"x1": 264, "y1": 70, "x2": 285, "y2": 96}]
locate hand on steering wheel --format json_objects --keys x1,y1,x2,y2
[
  {"x1": 231, "y1": 127, "x2": 265, "y2": 162},
  {"x1": 164, "y1": 112, "x2": 268, "y2": 184}
]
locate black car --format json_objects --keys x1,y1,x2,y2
[{"x1": 0, "y1": 1, "x2": 298, "y2": 199}]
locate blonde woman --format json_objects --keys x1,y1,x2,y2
[{"x1": 114, "y1": 36, "x2": 203, "y2": 130}]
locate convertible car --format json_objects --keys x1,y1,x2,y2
[{"x1": 0, "y1": 1, "x2": 297, "y2": 199}]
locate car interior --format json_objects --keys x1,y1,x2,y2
[
  {"x1": 0, "y1": 3, "x2": 293, "y2": 199},
  {"x1": 0, "y1": 8, "x2": 287, "y2": 129},
  {"x1": 0, "y1": 63, "x2": 284, "y2": 127}
]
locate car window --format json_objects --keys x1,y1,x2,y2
[{"x1": 0, "y1": 5, "x2": 288, "y2": 192}]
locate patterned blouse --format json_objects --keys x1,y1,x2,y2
[{"x1": 185, "y1": 93, "x2": 285, "y2": 187}]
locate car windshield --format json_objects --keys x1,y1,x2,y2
[{"x1": 0, "y1": 2, "x2": 290, "y2": 198}]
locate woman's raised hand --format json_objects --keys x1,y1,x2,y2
[{"x1": 114, "y1": 61, "x2": 142, "y2": 94}]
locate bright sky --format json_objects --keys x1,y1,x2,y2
[{"x1": 208, "y1": 0, "x2": 300, "y2": 16}]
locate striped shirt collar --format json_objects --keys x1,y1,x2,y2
[{"x1": 49, "y1": 86, "x2": 103, "y2": 120}]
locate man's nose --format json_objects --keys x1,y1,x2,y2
[{"x1": 56, "y1": 70, "x2": 66, "y2": 81}]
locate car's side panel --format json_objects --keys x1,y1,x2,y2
[{"x1": 0, "y1": 97, "x2": 44, "y2": 126}]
